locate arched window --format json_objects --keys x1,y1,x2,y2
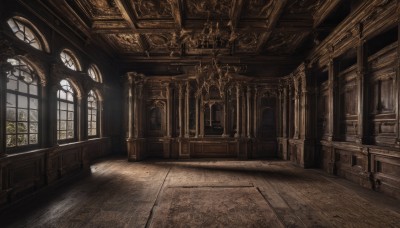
[
  {"x1": 60, "y1": 50, "x2": 80, "y2": 71},
  {"x1": 57, "y1": 80, "x2": 75, "y2": 141},
  {"x1": 7, "y1": 17, "x2": 48, "y2": 51},
  {"x1": 88, "y1": 65, "x2": 102, "y2": 82},
  {"x1": 87, "y1": 90, "x2": 99, "y2": 137},
  {"x1": 6, "y1": 58, "x2": 40, "y2": 148}
]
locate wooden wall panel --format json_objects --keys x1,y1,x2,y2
[{"x1": 0, "y1": 138, "x2": 111, "y2": 209}]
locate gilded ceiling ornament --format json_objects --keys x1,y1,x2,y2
[
  {"x1": 186, "y1": 0, "x2": 232, "y2": 18},
  {"x1": 108, "y1": 34, "x2": 142, "y2": 53},
  {"x1": 133, "y1": 0, "x2": 173, "y2": 18}
]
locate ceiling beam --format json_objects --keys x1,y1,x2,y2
[
  {"x1": 313, "y1": 0, "x2": 341, "y2": 28},
  {"x1": 114, "y1": 0, "x2": 137, "y2": 30},
  {"x1": 169, "y1": 0, "x2": 183, "y2": 29},
  {"x1": 256, "y1": 0, "x2": 288, "y2": 53},
  {"x1": 230, "y1": 0, "x2": 244, "y2": 29}
]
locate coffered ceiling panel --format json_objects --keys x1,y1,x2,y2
[
  {"x1": 132, "y1": 0, "x2": 174, "y2": 19},
  {"x1": 104, "y1": 33, "x2": 143, "y2": 53},
  {"x1": 79, "y1": 0, "x2": 122, "y2": 18},
  {"x1": 43, "y1": 0, "x2": 343, "y2": 76},
  {"x1": 264, "y1": 31, "x2": 309, "y2": 55},
  {"x1": 240, "y1": 0, "x2": 276, "y2": 20},
  {"x1": 184, "y1": 0, "x2": 233, "y2": 19}
]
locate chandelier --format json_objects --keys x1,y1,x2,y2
[{"x1": 194, "y1": 58, "x2": 246, "y2": 98}]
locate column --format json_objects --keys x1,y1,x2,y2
[
  {"x1": 178, "y1": 83, "x2": 184, "y2": 137},
  {"x1": 356, "y1": 36, "x2": 368, "y2": 144},
  {"x1": 199, "y1": 95, "x2": 204, "y2": 137},
  {"x1": 253, "y1": 87, "x2": 258, "y2": 138},
  {"x1": 222, "y1": 89, "x2": 228, "y2": 137},
  {"x1": 327, "y1": 59, "x2": 337, "y2": 141},
  {"x1": 195, "y1": 94, "x2": 199, "y2": 138},
  {"x1": 136, "y1": 84, "x2": 144, "y2": 138},
  {"x1": 165, "y1": 83, "x2": 172, "y2": 137},
  {"x1": 185, "y1": 82, "x2": 190, "y2": 137},
  {"x1": 247, "y1": 86, "x2": 252, "y2": 138},
  {"x1": 125, "y1": 74, "x2": 135, "y2": 139},
  {"x1": 300, "y1": 70, "x2": 311, "y2": 139},
  {"x1": 209, "y1": 104, "x2": 212, "y2": 126},
  {"x1": 282, "y1": 86, "x2": 288, "y2": 139},
  {"x1": 235, "y1": 84, "x2": 241, "y2": 138},
  {"x1": 133, "y1": 83, "x2": 138, "y2": 138},
  {"x1": 293, "y1": 76, "x2": 300, "y2": 139}
]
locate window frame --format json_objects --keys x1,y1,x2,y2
[
  {"x1": 87, "y1": 90, "x2": 99, "y2": 138},
  {"x1": 6, "y1": 16, "x2": 50, "y2": 52},
  {"x1": 56, "y1": 79, "x2": 77, "y2": 144},
  {"x1": 60, "y1": 49, "x2": 81, "y2": 71},
  {"x1": 88, "y1": 64, "x2": 102, "y2": 83},
  {"x1": 5, "y1": 58, "x2": 42, "y2": 152}
]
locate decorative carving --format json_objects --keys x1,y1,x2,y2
[
  {"x1": 194, "y1": 58, "x2": 244, "y2": 98},
  {"x1": 286, "y1": 0, "x2": 325, "y2": 14},
  {"x1": 106, "y1": 34, "x2": 142, "y2": 53},
  {"x1": 265, "y1": 32, "x2": 300, "y2": 54},
  {"x1": 241, "y1": 0, "x2": 275, "y2": 19},
  {"x1": 185, "y1": 0, "x2": 232, "y2": 18},
  {"x1": 81, "y1": 0, "x2": 121, "y2": 17},
  {"x1": 133, "y1": 0, "x2": 173, "y2": 19},
  {"x1": 236, "y1": 33, "x2": 259, "y2": 53}
]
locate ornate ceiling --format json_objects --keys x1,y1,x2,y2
[{"x1": 43, "y1": 0, "x2": 342, "y2": 76}]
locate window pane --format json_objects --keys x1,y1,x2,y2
[
  {"x1": 18, "y1": 109, "x2": 28, "y2": 121},
  {"x1": 60, "y1": 121, "x2": 66, "y2": 130},
  {"x1": 67, "y1": 112, "x2": 74, "y2": 120},
  {"x1": 29, "y1": 84, "x2": 38, "y2": 95},
  {"x1": 19, "y1": 81, "x2": 28, "y2": 93},
  {"x1": 67, "y1": 121, "x2": 73, "y2": 131},
  {"x1": 60, "y1": 111, "x2": 67, "y2": 120},
  {"x1": 59, "y1": 131, "x2": 66, "y2": 140},
  {"x1": 17, "y1": 134, "x2": 28, "y2": 146},
  {"x1": 6, "y1": 135, "x2": 16, "y2": 148},
  {"x1": 18, "y1": 95, "x2": 28, "y2": 108},
  {"x1": 68, "y1": 103, "x2": 74, "y2": 110},
  {"x1": 67, "y1": 93, "x2": 73, "y2": 102},
  {"x1": 67, "y1": 131, "x2": 74, "y2": 139},
  {"x1": 58, "y1": 90, "x2": 66, "y2": 100},
  {"x1": 30, "y1": 98, "x2": 38, "y2": 109},
  {"x1": 29, "y1": 134, "x2": 38, "y2": 144},
  {"x1": 60, "y1": 102, "x2": 67, "y2": 110},
  {"x1": 7, "y1": 79, "x2": 18, "y2": 90},
  {"x1": 6, "y1": 108, "x2": 16, "y2": 121},
  {"x1": 6, "y1": 121, "x2": 16, "y2": 134},
  {"x1": 7, "y1": 93, "x2": 16, "y2": 107},
  {"x1": 18, "y1": 122, "x2": 28, "y2": 133},
  {"x1": 30, "y1": 110, "x2": 38, "y2": 122},
  {"x1": 30, "y1": 123, "x2": 38, "y2": 133}
]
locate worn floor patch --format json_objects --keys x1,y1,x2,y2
[{"x1": 149, "y1": 186, "x2": 284, "y2": 228}]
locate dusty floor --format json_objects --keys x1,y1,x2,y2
[{"x1": 1, "y1": 157, "x2": 400, "y2": 227}]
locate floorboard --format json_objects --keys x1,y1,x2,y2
[{"x1": 1, "y1": 157, "x2": 399, "y2": 228}]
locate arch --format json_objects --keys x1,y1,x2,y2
[
  {"x1": 60, "y1": 49, "x2": 82, "y2": 71},
  {"x1": 18, "y1": 56, "x2": 47, "y2": 85},
  {"x1": 88, "y1": 64, "x2": 103, "y2": 83},
  {"x1": 7, "y1": 16, "x2": 50, "y2": 52}
]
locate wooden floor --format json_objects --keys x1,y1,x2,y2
[{"x1": 1, "y1": 157, "x2": 400, "y2": 227}]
